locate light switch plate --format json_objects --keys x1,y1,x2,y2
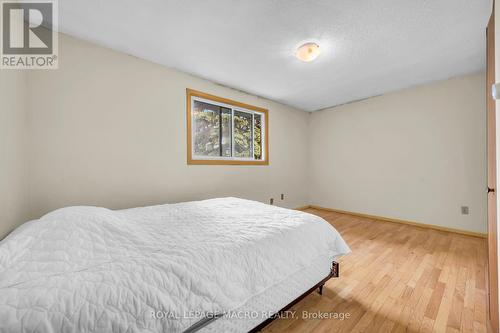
[{"x1": 492, "y1": 83, "x2": 500, "y2": 100}]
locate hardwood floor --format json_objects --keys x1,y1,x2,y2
[{"x1": 262, "y1": 208, "x2": 489, "y2": 333}]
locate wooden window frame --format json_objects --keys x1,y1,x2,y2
[{"x1": 186, "y1": 88, "x2": 269, "y2": 165}]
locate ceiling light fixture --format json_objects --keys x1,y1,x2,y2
[{"x1": 296, "y1": 42, "x2": 320, "y2": 62}]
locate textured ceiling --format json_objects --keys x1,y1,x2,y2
[{"x1": 58, "y1": 0, "x2": 492, "y2": 111}]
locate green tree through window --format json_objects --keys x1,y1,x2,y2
[{"x1": 188, "y1": 91, "x2": 267, "y2": 165}]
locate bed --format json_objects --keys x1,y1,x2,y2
[{"x1": 0, "y1": 197, "x2": 350, "y2": 333}]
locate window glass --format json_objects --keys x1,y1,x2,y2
[
  {"x1": 253, "y1": 113, "x2": 262, "y2": 160},
  {"x1": 234, "y1": 110, "x2": 253, "y2": 158},
  {"x1": 193, "y1": 101, "x2": 220, "y2": 157},
  {"x1": 188, "y1": 90, "x2": 268, "y2": 164}
]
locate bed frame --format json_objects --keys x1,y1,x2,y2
[
  {"x1": 248, "y1": 261, "x2": 340, "y2": 333},
  {"x1": 185, "y1": 261, "x2": 340, "y2": 333}
]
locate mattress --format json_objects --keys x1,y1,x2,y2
[
  {"x1": 200, "y1": 254, "x2": 333, "y2": 333},
  {"x1": 0, "y1": 197, "x2": 350, "y2": 333}
]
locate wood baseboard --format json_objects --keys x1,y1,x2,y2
[
  {"x1": 296, "y1": 205, "x2": 487, "y2": 239},
  {"x1": 294, "y1": 205, "x2": 311, "y2": 211}
]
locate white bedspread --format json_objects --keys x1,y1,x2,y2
[{"x1": 0, "y1": 197, "x2": 350, "y2": 333}]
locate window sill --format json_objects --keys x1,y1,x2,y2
[{"x1": 187, "y1": 158, "x2": 269, "y2": 166}]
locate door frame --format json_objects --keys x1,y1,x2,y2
[{"x1": 487, "y1": 9, "x2": 499, "y2": 333}]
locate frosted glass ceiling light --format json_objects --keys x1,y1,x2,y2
[{"x1": 296, "y1": 42, "x2": 320, "y2": 62}]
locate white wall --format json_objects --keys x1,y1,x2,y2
[
  {"x1": 309, "y1": 73, "x2": 487, "y2": 233},
  {"x1": 26, "y1": 34, "x2": 310, "y2": 219},
  {"x1": 0, "y1": 70, "x2": 29, "y2": 239}
]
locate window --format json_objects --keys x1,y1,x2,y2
[{"x1": 187, "y1": 89, "x2": 269, "y2": 165}]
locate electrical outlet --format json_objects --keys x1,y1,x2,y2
[
  {"x1": 270, "y1": 198, "x2": 274, "y2": 205},
  {"x1": 461, "y1": 206, "x2": 469, "y2": 215},
  {"x1": 281, "y1": 194, "x2": 284, "y2": 200}
]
